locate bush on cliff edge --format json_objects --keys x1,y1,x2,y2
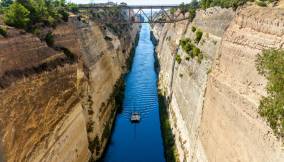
[
  {"x1": 4, "y1": 2, "x2": 30, "y2": 29},
  {"x1": 256, "y1": 49, "x2": 284, "y2": 138}
]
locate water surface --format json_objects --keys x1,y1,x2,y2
[{"x1": 102, "y1": 23, "x2": 165, "y2": 162}]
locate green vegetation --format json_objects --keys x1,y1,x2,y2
[
  {"x1": 0, "y1": 26, "x2": 7, "y2": 37},
  {"x1": 177, "y1": 0, "x2": 199, "y2": 21},
  {"x1": 67, "y1": 2, "x2": 79, "y2": 13},
  {"x1": 4, "y1": 2, "x2": 30, "y2": 29},
  {"x1": 170, "y1": 8, "x2": 177, "y2": 14},
  {"x1": 176, "y1": 0, "x2": 277, "y2": 21},
  {"x1": 158, "y1": 91, "x2": 180, "y2": 162},
  {"x1": 180, "y1": 38, "x2": 193, "y2": 53},
  {"x1": 179, "y1": 2, "x2": 188, "y2": 15},
  {"x1": 0, "y1": 0, "x2": 13, "y2": 8},
  {"x1": 192, "y1": 26, "x2": 196, "y2": 32},
  {"x1": 256, "y1": 49, "x2": 284, "y2": 138},
  {"x1": 180, "y1": 37, "x2": 204, "y2": 64},
  {"x1": 2, "y1": 0, "x2": 78, "y2": 30},
  {"x1": 200, "y1": 0, "x2": 278, "y2": 10},
  {"x1": 45, "y1": 32, "x2": 54, "y2": 46},
  {"x1": 256, "y1": 0, "x2": 267, "y2": 6},
  {"x1": 195, "y1": 29, "x2": 203, "y2": 43},
  {"x1": 200, "y1": 0, "x2": 251, "y2": 10},
  {"x1": 188, "y1": 7, "x2": 196, "y2": 21},
  {"x1": 175, "y1": 54, "x2": 182, "y2": 64}
]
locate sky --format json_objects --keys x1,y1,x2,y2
[{"x1": 69, "y1": 0, "x2": 192, "y2": 5}]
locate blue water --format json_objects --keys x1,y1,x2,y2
[{"x1": 102, "y1": 24, "x2": 165, "y2": 162}]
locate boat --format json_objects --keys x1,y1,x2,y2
[{"x1": 131, "y1": 112, "x2": 141, "y2": 123}]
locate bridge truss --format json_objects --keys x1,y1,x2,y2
[{"x1": 78, "y1": 5, "x2": 189, "y2": 24}]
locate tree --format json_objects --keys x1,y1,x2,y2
[
  {"x1": 190, "y1": 0, "x2": 199, "y2": 8},
  {"x1": 0, "y1": 0, "x2": 13, "y2": 8},
  {"x1": 179, "y1": 2, "x2": 187, "y2": 15},
  {"x1": 67, "y1": 2, "x2": 78, "y2": 13},
  {"x1": 4, "y1": 2, "x2": 30, "y2": 29}
]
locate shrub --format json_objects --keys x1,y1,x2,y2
[
  {"x1": 188, "y1": 7, "x2": 196, "y2": 21},
  {"x1": 192, "y1": 26, "x2": 196, "y2": 32},
  {"x1": 180, "y1": 37, "x2": 204, "y2": 63},
  {"x1": 67, "y1": 2, "x2": 79, "y2": 13},
  {"x1": 256, "y1": 0, "x2": 267, "y2": 7},
  {"x1": 179, "y1": 2, "x2": 187, "y2": 15},
  {"x1": 59, "y1": 8, "x2": 69, "y2": 22},
  {"x1": 45, "y1": 32, "x2": 54, "y2": 46},
  {"x1": 170, "y1": 8, "x2": 177, "y2": 14},
  {"x1": 192, "y1": 46, "x2": 201, "y2": 57},
  {"x1": 0, "y1": 0, "x2": 13, "y2": 8},
  {"x1": 4, "y1": 2, "x2": 30, "y2": 29},
  {"x1": 200, "y1": 0, "x2": 251, "y2": 10},
  {"x1": 180, "y1": 38, "x2": 190, "y2": 47},
  {"x1": 195, "y1": 29, "x2": 203, "y2": 43},
  {"x1": 180, "y1": 38, "x2": 193, "y2": 54},
  {"x1": 256, "y1": 49, "x2": 284, "y2": 138},
  {"x1": 193, "y1": 46, "x2": 203, "y2": 63},
  {"x1": 4, "y1": 0, "x2": 70, "y2": 29},
  {"x1": 0, "y1": 27, "x2": 7, "y2": 37},
  {"x1": 175, "y1": 54, "x2": 182, "y2": 64}
]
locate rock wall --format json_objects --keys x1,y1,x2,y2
[
  {"x1": 200, "y1": 5, "x2": 284, "y2": 162},
  {"x1": 154, "y1": 5, "x2": 284, "y2": 162},
  {"x1": 0, "y1": 12, "x2": 139, "y2": 162}
]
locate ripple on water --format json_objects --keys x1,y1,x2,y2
[{"x1": 102, "y1": 23, "x2": 165, "y2": 162}]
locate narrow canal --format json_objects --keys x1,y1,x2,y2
[{"x1": 102, "y1": 24, "x2": 165, "y2": 162}]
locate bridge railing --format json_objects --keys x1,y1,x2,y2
[{"x1": 78, "y1": 4, "x2": 190, "y2": 24}]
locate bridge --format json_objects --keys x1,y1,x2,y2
[{"x1": 78, "y1": 4, "x2": 189, "y2": 24}]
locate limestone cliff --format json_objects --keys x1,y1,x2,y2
[
  {"x1": 153, "y1": 4, "x2": 284, "y2": 162},
  {"x1": 0, "y1": 11, "x2": 139, "y2": 162}
]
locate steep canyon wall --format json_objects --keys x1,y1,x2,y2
[
  {"x1": 154, "y1": 5, "x2": 284, "y2": 162},
  {"x1": 0, "y1": 13, "x2": 139, "y2": 162}
]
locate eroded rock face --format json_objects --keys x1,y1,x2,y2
[
  {"x1": 0, "y1": 13, "x2": 139, "y2": 162},
  {"x1": 200, "y1": 6, "x2": 284, "y2": 162},
  {"x1": 154, "y1": 5, "x2": 284, "y2": 162}
]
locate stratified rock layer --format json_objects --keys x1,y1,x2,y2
[
  {"x1": 0, "y1": 13, "x2": 139, "y2": 162},
  {"x1": 200, "y1": 6, "x2": 284, "y2": 162},
  {"x1": 154, "y1": 5, "x2": 284, "y2": 162}
]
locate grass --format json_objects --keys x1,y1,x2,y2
[
  {"x1": 158, "y1": 91, "x2": 180, "y2": 162},
  {"x1": 256, "y1": 49, "x2": 284, "y2": 138}
]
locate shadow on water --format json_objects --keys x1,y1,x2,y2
[{"x1": 101, "y1": 23, "x2": 166, "y2": 162}]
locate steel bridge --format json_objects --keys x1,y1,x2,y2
[{"x1": 78, "y1": 4, "x2": 189, "y2": 24}]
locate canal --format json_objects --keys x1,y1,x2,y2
[{"x1": 101, "y1": 24, "x2": 165, "y2": 162}]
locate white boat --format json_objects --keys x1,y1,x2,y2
[{"x1": 131, "y1": 112, "x2": 141, "y2": 123}]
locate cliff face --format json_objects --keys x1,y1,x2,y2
[
  {"x1": 0, "y1": 12, "x2": 139, "y2": 162},
  {"x1": 154, "y1": 5, "x2": 284, "y2": 162},
  {"x1": 200, "y1": 6, "x2": 284, "y2": 162}
]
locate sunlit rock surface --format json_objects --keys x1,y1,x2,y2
[{"x1": 153, "y1": 5, "x2": 284, "y2": 162}]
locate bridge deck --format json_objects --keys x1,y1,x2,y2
[{"x1": 78, "y1": 5, "x2": 180, "y2": 9}]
